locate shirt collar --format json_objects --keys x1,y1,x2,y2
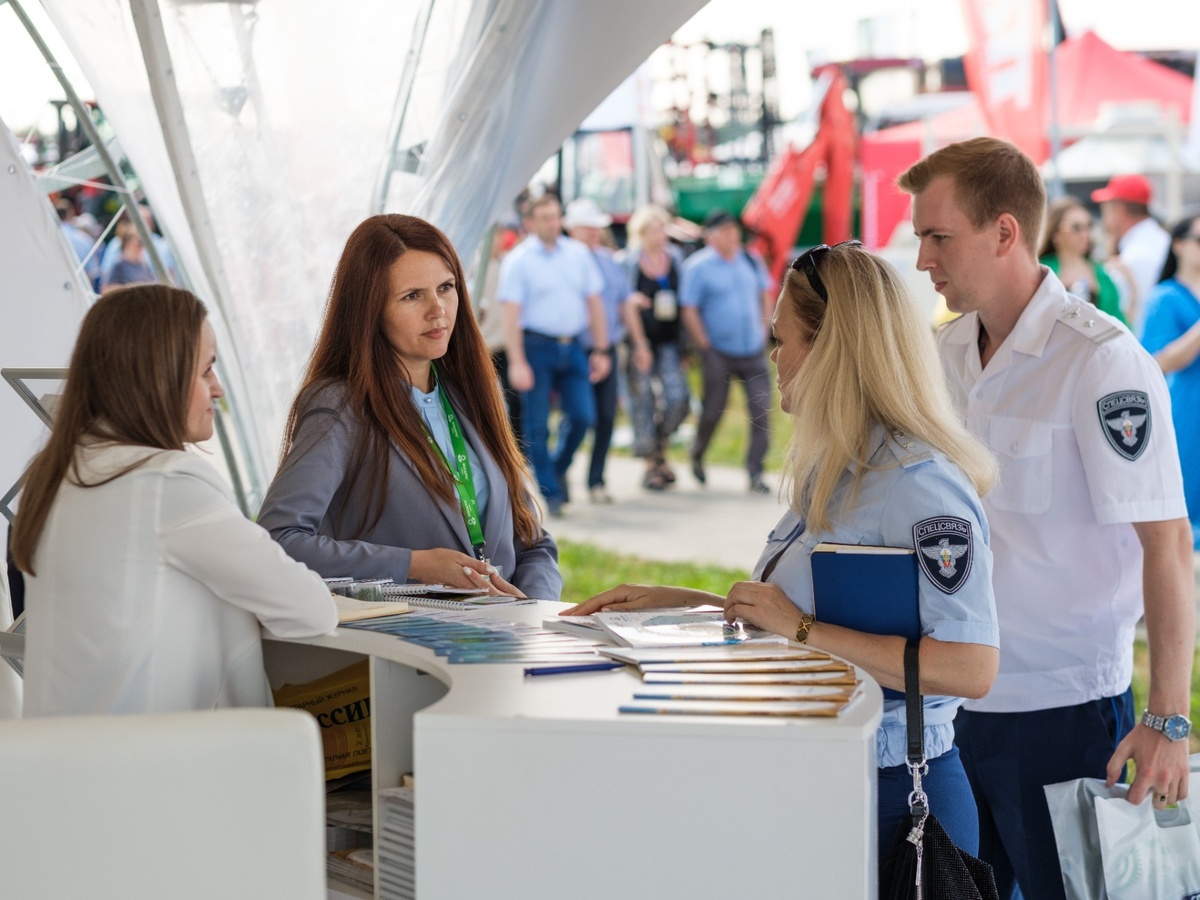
[
  {"x1": 410, "y1": 380, "x2": 440, "y2": 404},
  {"x1": 940, "y1": 267, "x2": 1066, "y2": 362},
  {"x1": 527, "y1": 234, "x2": 564, "y2": 256},
  {"x1": 1006, "y1": 267, "x2": 1068, "y2": 359}
]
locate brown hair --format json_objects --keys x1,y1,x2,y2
[
  {"x1": 11, "y1": 285, "x2": 207, "y2": 574},
  {"x1": 526, "y1": 194, "x2": 561, "y2": 217},
  {"x1": 897, "y1": 137, "x2": 1046, "y2": 256},
  {"x1": 1037, "y1": 196, "x2": 1093, "y2": 260},
  {"x1": 282, "y1": 214, "x2": 542, "y2": 544},
  {"x1": 778, "y1": 245, "x2": 997, "y2": 532}
]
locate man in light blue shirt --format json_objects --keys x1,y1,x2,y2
[
  {"x1": 499, "y1": 195, "x2": 610, "y2": 516},
  {"x1": 679, "y1": 209, "x2": 774, "y2": 494},
  {"x1": 565, "y1": 198, "x2": 629, "y2": 504}
]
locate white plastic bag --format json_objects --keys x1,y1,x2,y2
[
  {"x1": 1096, "y1": 791, "x2": 1200, "y2": 900},
  {"x1": 1046, "y1": 762, "x2": 1200, "y2": 900}
]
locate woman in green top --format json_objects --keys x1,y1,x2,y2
[{"x1": 1038, "y1": 196, "x2": 1127, "y2": 325}]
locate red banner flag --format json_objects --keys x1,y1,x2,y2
[{"x1": 960, "y1": 0, "x2": 1050, "y2": 163}]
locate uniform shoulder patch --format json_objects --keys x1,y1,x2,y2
[
  {"x1": 1097, "y1": 390, "x2": 1151, "y2": 460},
  {"x1": 913, "y1": 516, "x2": 973, "y2": 595}
]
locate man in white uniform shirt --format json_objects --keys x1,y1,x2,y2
[
  {"x1": 1093, "y1": 173, "x2": 1171, "y2": 334},
  {"x1": 899, "y1": 138, "x2": 1194, "y2": 900}
]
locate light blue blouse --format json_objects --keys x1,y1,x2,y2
[
  {"x1": 751, "y1": 428, "x2": 998, "y2": 768},
  {"x1": 410, "y1": 382, "x2": 491, "y2": 525}
]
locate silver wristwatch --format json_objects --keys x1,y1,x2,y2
[{"x1": 1141, "y1": 709, "x2": 1192, "y2": 742}]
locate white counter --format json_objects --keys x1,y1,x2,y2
[{"x1": 265, "y1": 600, "x2": 883, "y2": 899}]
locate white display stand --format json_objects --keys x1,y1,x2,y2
[{"x1": 265, "y1": 601, "x2": 883, "y2": 899}]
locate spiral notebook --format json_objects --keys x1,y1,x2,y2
[{"x1": 379, "y1": 583, "x2": 535, "y2": 609}]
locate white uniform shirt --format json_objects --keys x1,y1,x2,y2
[
  {"x1": 23, "y1": 444, "x2": 338, "y2": 716},
  {"x1": 938, "y1": 270, "x2": 1186, "y2": 713},
  {"x1": 1118, "y1": 216, "x2": 1171, "y2": 334}
]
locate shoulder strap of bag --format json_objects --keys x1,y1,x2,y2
[{"x1": 904, "y1": 637, "x2": 928, "y2": 818}]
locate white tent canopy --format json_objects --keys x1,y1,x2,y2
[{"x1": 2, "y1": 0, "x2": 705, "y2": 511}]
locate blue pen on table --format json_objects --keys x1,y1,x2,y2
[{"x1": 523, "y1": 661, "x2": 627, "y2": 677}]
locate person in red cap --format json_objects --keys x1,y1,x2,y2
[{"x1": 1093, "y1": 174, "x2": 1171, "y2": 334}]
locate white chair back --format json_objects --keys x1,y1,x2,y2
[{"x1": 0, "y1": 708, "x2": 327, "y2": 899}]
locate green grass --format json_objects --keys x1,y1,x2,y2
[{"x1": 557, "y1": 538, "x2": 748, "y2": 606}]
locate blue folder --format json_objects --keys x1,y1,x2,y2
[{"x1": 810, "y1": 543, "x2": 920, "y2": 700}]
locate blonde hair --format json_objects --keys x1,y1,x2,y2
[
  {"x1": 779, "y1": 245, "x2": 997, "y2": 532},
  {"x1": 626, "y1": 204, "x2": 672, "y2": 250}
]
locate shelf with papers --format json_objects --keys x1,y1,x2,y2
[{"x1": 265, "y1": 600, "x2": 884, "y2": 899}]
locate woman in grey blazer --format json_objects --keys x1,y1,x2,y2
[{"x1": 259, "y1": 215, "x2": 561, "y2": 600}]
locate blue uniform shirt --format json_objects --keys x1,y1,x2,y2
[
  {"x1": 497, "y1": 235, "x2": 603, "y2": 337},
  {"x1": 411, "y1": 382, "x2": 490, "y2": 525},
  {"x1": 678, "y1": 246, "x2": 770, "y2": 356},
  {"x1": 751, "y1": 428, "x2": 998, "y2": 768}
]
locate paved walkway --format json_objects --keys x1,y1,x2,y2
[{"x1": 548, "y1": 454, "x2": 785, "y2": 571}]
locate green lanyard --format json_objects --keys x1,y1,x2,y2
[{"x1": 423, "y1": 371, "x2": 487, "y2": 561}]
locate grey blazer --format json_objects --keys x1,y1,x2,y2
[{"x1": 258, "y1": 382, "x2": 562, "y2": 600}]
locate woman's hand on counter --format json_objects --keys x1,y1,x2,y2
[{"x1": 724, "y1": 581, "x2": 803, "y2": 638}]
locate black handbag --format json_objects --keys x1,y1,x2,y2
[{"x1": 879, "y1": 638, "x2": 999, "y2": 900}]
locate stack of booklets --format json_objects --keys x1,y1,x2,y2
[
  {"x1": 342, "y1": 608, "x2": 608, "y2": 665},
  {"x1": 602, "y1": 645, "x2": 862, "y2": 718},
  {"x1": 326, "y1": 847, "x2": 375, "y2": 893},
  {"x1": 325, "y1": 789, "x2": 373, "y2": 852},
  {"x1": 376, "y1": 786, "x2": 415, "y2": 900}
]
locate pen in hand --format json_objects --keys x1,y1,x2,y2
[{"x1": 523, "y1": 662, "x2": 627, "y2": 677}]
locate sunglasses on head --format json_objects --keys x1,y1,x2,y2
[{"x1": 789, "y1": 240, "x2": 863, "y2": 303}]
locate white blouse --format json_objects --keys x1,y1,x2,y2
[{"x1": 22, "y1": 443, "x2": 338, "y2": 716}]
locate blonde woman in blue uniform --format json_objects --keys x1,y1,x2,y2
[{"x1": 566, "y1": 241, "x2": 1000, "y2": 860}]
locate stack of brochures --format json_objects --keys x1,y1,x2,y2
[
  {"x1": 325, "y1": 789, "x2": 373, "y2": 852},
  {"x1": 326, "y1": 847, "x2": 374, "y2": 893},
  {"x1": 602, "y1": 645, "x2": 862, "y2": 718},
  {"x1": 342, "y1": 609, "x2": 609, "y2": 665},
  {"x1": 377, "y1": 786, "x2": 415, "y2": 900}
]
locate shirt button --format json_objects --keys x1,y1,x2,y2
[
  {"x1": 1084, "y1": 319, "x2": 1095, "y2": 328},
  {"x1": 1010, "y1": 442, "x2": 1019, "y2": 453}
]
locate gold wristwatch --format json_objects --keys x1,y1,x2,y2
[{"x1": 794, "y1": 612, "x2": 815, "y2": 645}]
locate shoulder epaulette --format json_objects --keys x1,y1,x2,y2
[
  {"x1": 1057, "y1": 302, "x2": 1122, "y2": 345},
  {"x1": 887, "y1": 433, "x2": 934, "y2": 469}
]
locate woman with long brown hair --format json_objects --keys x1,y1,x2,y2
[
  {"x1": 258, "y1": 214, "x2": 560, "y2": 599},
  {"x1": 1037, "y1": 196, "x2": 1127, "y2": 324},
  {"x1": 12, "y1": 285, "x2": 336, "y2": 716}
]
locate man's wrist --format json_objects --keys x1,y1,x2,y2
[{"x1": 1141, "y1": 708, "x2": 1192, "y2": 742}]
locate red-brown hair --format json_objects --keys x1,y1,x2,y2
[
  {"x1": 280, "y1": 214, "x2": 541, "y2": 544},
  {"x1": 12, "y1": 285, "x2": 207, "y2": 574}
]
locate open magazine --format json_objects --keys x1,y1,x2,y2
[{"x1": 594, "y1": 607, "x2": 783, "y2": 648}]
